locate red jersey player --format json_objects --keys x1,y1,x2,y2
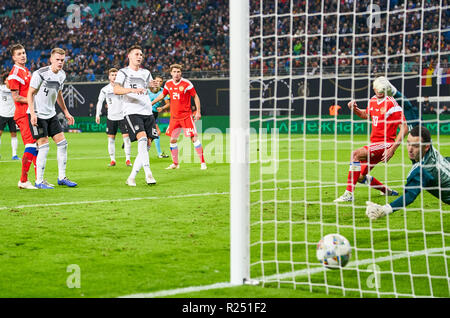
[
  {"x1": 334, "y1": 77, "x2": 408, "y2": 202},
  {"x1": 7, "y1": 44, "x2": 38, "y2": 189},
  {"x1": 151, "y1": 64, "x2": 206, "y2": 170}
]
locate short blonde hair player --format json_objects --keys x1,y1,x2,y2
[{"x1": 27, "y1": 48, "x2": 77, "y2": 189}]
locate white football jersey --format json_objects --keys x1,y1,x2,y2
[
  {"x1": 114, "y1": 66, "x2": 153, "y2": 116},
  {"x1": 0, "y1": 84, "x2": 15, "y2": 118},
  {"x1": 30, "y1": 66, "x2": 65, "y2": 119},
  {"x1": 96, "y1": 83, "x2": 124, "y2": 121}
]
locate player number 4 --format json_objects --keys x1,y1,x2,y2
[{"x1": 43, "y1": 88, "x2": 49, "y2": 96}]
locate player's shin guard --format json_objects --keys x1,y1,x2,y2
[
  {"x1": 170, "y1": 143, "x2": 179, "y2": 166},
  {"x1": 193, "y1": 140, "x2": 205, "y2": 164},
  {"x1": 21, "y1": 145, "x2": 38, "y2": 183},
  {"x1": 123, "y1": 136, "x2": 131, "y2": 161},
  {"x1": 36, "y1": 143, "x2": 50, "y2": 184},
  {"x1": 56, "y1": 139, "x2": 68, "y2": 180},
  {"x1": 108, "y1": 137, "x2": 115, "y2": 161},
  {"x1": 345, "y1": 162, "x2": 361, "y2": 193}
]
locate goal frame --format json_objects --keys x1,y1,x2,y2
[{"x1": 229, "y1": 0, "x2": 251, "y2": 285}]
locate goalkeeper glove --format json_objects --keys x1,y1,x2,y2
[
  {"x1": 365, "y1": 201, "x2": 393, "y2": 220},
  {"x1": 385, "y1": 79, "x2": 398, "y2": 97}
]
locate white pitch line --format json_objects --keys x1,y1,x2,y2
[
  {"x1": 118, "y1": 247, "x2": 450, "y2": 298},
  {"x1": 1, "y1": 181, "x2": 407, "y2": 211},
  {"x1": 262, "y1": 246, "x2": 450, "y2": 282},
  {"x1": 0, "y1": 155, "x2": 115, "y2": 163},
  {"x1": 0, "y1": 192, "x2": 230, "y2": 211},
  {"x1": 118, "y1": 282, "x2": 235, "y2": 298}
]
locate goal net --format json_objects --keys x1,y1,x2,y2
[{"x1": 230, "y1": 0, "x2": 450, "y2": 297}]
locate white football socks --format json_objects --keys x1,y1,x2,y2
[
  {"x1": 36, "y1": 143, "x2": 50, "y2": 184},
  {"x1": 129, "y1": 137, "x2": 150, "y2": 179},
  {"x1": 123, "y1": 136, "x2": 131, "y2": 161},
  {"x1": 108, "y1": 137, "x2": 115, "y2": 161},
  {"x1": 56, "y1": 139, "x2": 68, "y2": 180},
  {"x1": 11, "y1": 136, "x2": 18, "y2": 157}
]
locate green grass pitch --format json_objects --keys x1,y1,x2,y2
[{"x1": 0, "y1": 131, "x2": 448, "y2": 298}]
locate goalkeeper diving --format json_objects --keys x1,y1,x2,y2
[{"x1": 366, "y1": 125, "x2": 450, "y2": 220}]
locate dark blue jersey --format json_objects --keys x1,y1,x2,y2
[
  {"x1": 390, "y1": 146, "x2": 450, "y2": 210},
  {"x1": 393, "y1": 91, "x2": 421, "y2": 130}
]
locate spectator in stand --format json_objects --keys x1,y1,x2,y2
[
  {"x1": 423, "y1": 105, "x2": 438, "y2": 115},
  {"x1": 440, "y1": 105, "x2": 450, "y2": 115},
  {"x1": 1, "y1": 0, "x2": 448, "y2": 79}
]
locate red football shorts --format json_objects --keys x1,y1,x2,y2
[
  {"x1": 165, "y1": 116, "x2": 198, "y2": 138},
  {"x1": 361, "y1": 142, "x2": 393, "y2": 175},
  {"x1": 15, "y1": 115, "x2": 36, "y2": 146}
]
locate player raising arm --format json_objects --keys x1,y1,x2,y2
[
  {"x1": 366, "y1": 126, "x2": 450, "y2": 220},
  {"x1": 27, "y1": 48, "x2": 77, "y2": 189},
  {"x1": 151, "y1": 64, "x2": 206, "y2": 170},
  {"x1": 96, "y1": 68, "x2": 132, "y2": 167},
  {"x1": 114, "y1": 45, "x2": 158, "y2": 186},
  {"x1": 334, "y1": 76, "x2": 408, "y2": 202}
]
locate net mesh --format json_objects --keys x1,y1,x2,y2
[{"x1": 248, "y1": 0, "x2": 450, "y2": 297}]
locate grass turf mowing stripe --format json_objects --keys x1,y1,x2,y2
[{"x1": 117, "y1": 247, "x2": 449, "y2": 298}]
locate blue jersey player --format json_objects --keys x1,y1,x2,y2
[
  {"x1": 366, "y1": 126, "x2": 450, "y2": 220},
  {"x1": 148, "y1": 76, "x2": 170, "y2": 158}
]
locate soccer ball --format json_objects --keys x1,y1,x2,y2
[{"x1": 316, "y1": 233, "x2": 352, "y2": 269}]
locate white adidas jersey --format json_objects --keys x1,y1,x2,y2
[
  {"x1": 30, "y1": 66, "x2": 66, "y2": 119},
  {"x1": 0, "y1": 84, "x2": 15, "y2": 118},
  {"x1": 96, "y1": 83, "x2": 124, "y2": 121},
  {"x1": 114, "y1": 66, "x2": 153, "y2": 116}
]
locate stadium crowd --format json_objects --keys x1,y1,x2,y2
[
  {"x1": 0, "y1": 0, "x2": 448, "y2": 81},
  {"x1": 0, "y1": 0, "x2": 228, "y2": 80},
  {"x1": 250, "y1": 0, "x2": 449, "y2": 78}
]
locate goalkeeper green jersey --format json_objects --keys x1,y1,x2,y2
[
  {"x1": 390, "y1": 145, "x2": 450, "y2": 210},
  {"x1": 393, "y1": 91, "x2": 421, "y2": 129}
]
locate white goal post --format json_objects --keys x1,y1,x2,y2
[{"x1": 229, "y1": 0, "x2": 251, "y2": 285}]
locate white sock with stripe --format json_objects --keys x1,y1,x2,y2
[
  {"x1": 108, "y1": 137, "x2": 115, "y2": 162},
  {"x1": 123, "y1": 136, "x2": 131, "y2": 161},
  {"x1": 11, "y1": 136, "x2": 18, "y2": 157},
  {"x1": 138, "y1": 137, "x2": 152, "y2": 178},
  {"x1": 36, "y1": 143, "x2": 50, "y2": 184},
  {"x1": 57, "y1": 139, "x2": 68, "y2": 180}
]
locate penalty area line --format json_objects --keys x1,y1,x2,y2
[{"x1": 0, "y1": 192, "x2": 230, "y2": 211}]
